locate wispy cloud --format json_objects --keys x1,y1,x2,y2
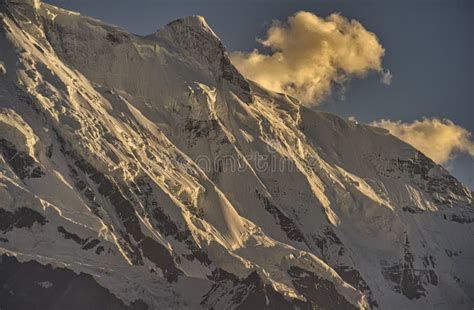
[
  {"x1": 230, "y1": 11, "x2": 389, "y2": 105},
  {"x1": 370, "y1": 118, "x2": 474, "y2": 164},
  {"x1": 381, "y1": 69, "x2": 392, "y2": 85}
]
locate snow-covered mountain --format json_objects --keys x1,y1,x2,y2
[{"x1": 0, "y1": 1, "x2": 473, "y2": 309}]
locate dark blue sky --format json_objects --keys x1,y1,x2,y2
[{"x1": 43, "y1": 0, "x2": 473, "y2": 187}]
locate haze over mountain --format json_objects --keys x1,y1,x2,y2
[{"x1": 0, "y1": 1, "x2": 473, "y2": 309}]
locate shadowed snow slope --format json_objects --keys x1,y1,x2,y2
[{"x1": 0, "y1": 1, "x2": 473, "y2": 309}]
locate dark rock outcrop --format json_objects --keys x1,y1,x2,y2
[
  {"x1": 0, "y1": 254, "x2": 148, "y2": 310},
  {"x1": 0, "y1": 207, "x2": 47, "y2": 233}
]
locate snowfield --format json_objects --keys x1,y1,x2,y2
[{"x1": 0, "y1": 1, "x2": 473, "y2": 309}]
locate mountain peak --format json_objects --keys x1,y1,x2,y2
[
  {"x1": 154, "y1": 15, "x2": 223, "y2": 67},
  {"x1": 155, "y1": 15, "x2": 253, "y2": 102},
  {"x1": 165, "y1": 15, "x2": 217, "y2": 38}
]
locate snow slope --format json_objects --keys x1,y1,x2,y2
[{"x1": 0, "y1": 1, "x2": 473, "y2": 309}]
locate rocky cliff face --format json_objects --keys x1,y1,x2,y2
[{"x1": 0, "y1": 1, "x2": 473, "y2": 309}]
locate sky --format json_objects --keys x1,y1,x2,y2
[{"x1": 43, "y1": 0, "x2": 473, "y2": 188}]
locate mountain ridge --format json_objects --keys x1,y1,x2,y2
[{"x1": 0, "y1": 1, "x2": 473, "y2": 309}]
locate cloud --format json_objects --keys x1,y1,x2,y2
[
  {"x1": 370, "y1": 118, "x2": 474, "y2": 164},
  {"x1": 381, "y1": 69, "x2": 392, "y2": 85},
  {"x1": 230, "y1": 11, "x2": 388, "y2": 104}
]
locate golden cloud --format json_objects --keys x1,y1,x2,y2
[
  {"x1": 230, "y1": 11, "x2": 388, "y2": 104},
  {"x1": 371, "y1": 118, "x2": 474, "y2": 164}
]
